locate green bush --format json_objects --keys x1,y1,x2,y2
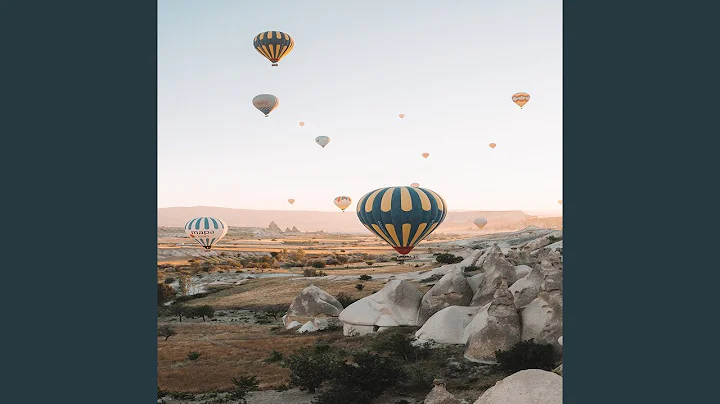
[
  {"x1": 312, "y1": 261, "x2": 327, "y2": 269},
  {"x1": 435, "y1": 253, "x2": 463, "y2": 264},
  {"x1": 401, "y1": 361, "x2": 436, "y2": 391},
  {"x1": 355, "y1": 284, "x2": 365, "y2": 291},
  {"x1": 327, "y1": 259, "x2": 340, "y2": 265},
  {"x1": 187, "y1": 351, "x2": 201, "y2": 361},
  {"x1": 265, "y1": 349, "x2": 284, "y2": 363},
  {"x1": 313, "y1": 385, "x2": 372, "y2": 404},
  {"x1": 495, "y1": 339, "x2": 556, "y2": 373},
  {"x1": 464, "y1": 265, "x2": 481, "y2": 272},
  {"x1": 335, "y1": 292, "x2": 357, "y2": 308},
  {"x1": 359, "y1": 274, "x2": 373, "y2": 281},
  {"x1": 332, "y1": 351, "x2": 403, "y2": 400},
  {"x1": 284, "y1": 347, "x2": 339, "y2": 393},
  {"x1": 371, "y1": 329, "x2": 429, "y2": 361},
  {"x1": 157, "y1": 283, "x2": 176, "y2": 305},
  {"x1": 190, "y1": 305, "x2": 215, "y2": 321},
  {"x1": 230, "y1": 375, "x2": 259, "y2": 400},
  {"x1": 366, "y1": 261, "x2": 374, "y2": 266},
  {"x1": 164, "y1": 277, "x2": 175, "y2": 284}
]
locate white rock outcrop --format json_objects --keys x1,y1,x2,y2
[
  {"x1": 465, "y1": 279, "x2": 521, "y2": 363},
  {"x1": 417, "y1": 268, "x2": 474, "y2": 325},
  {"x1": 339, "y1": 278, "x2": 423, "y2": 336},
  {"x1": 473, "y1": 369, "x2": 562, "y2": 404},
  {"x1": 284, "y1": 285, "x2": 344, "y2": 326},
  {"x1": 415, "y1": 305, "x2": 481, "y2": 345}
]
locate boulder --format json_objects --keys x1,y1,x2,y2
[
  {"x1": 424, "y1": 380, "x2": 462, "y2": 404},
  {"x1": 284, "y1": 285, "x2": 344, "y2": 326},
  {"x1": 470, "y1": 245, "x2": 516, "y2": 307},
  {"x1": 465, "y1": 279, "x2": 521, "y2": 363},
  {"x1": 466, "y1": 273, "x2": 484, "y2": 293},
  {"x1": 523, "y1": 232, "x2": 562, "y2": 251},
  {"x1": 505, "y1": 248, "x2": 520, "y2": 265},
  {"x1": 339, "y1": 278, "x2": 423, "y2": 336},
  {"x1": 285, "y1": 320, "x2": 301, "y2": 330},
  {"x1": 508, "y1": 266, "x2": 544, "y2": 309},
  {"x1": 473, "y1": 369, "x2": 562, "y2": 404},
  {"x1": 415, "y1": 305, "x2": 481, "y2": 345},
  {"x1": 417, "y1": 268, "x2": 474, "y2": 325},
  {"x1": 297, "y1": 318, "x2": 332, "y2": 333}
]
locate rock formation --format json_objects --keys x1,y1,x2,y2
[
  {"x1": 283, "y1": 285, "x2": 344, "y2": 327},
  {"x1": 470, "y1": 245, "x2": 516, "y2": 307},
  {"x1": 268, "y1": 221, "x2": 282, "y2": 232},
  {"x1": 465, "y1": 278, "x2": 521, "y2": 363},
  {"x1": 417, "y1": 268, "x2": 473, "y2": 325},
  {"x1": 508, "y1": 265, "x2": 544, "y2": 309},
  {"x1": 415, "y1": 305, "x2": 481, "y2": 345},
  {"x1": 473, "y1": 369, "x2": 562, "y2": 404},
  {"x1": 424, "y1": 379, "x2": 463, "y2": 404},
  {"x1": 339, "y1": 278, "x2": 423, "y2": 336},
  {"x1": 520, "y1": 265, "x2": 563, "y2": 349}
]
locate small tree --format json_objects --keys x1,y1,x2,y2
[
  {"x1": 230, "y1": 375, "x2": 259, "y2": 402},
  {"x1": 335, "y1": 292, "x2": 357, "y2": 307},
  {"x1": 495, "y1": 339, "x2": 556, "y2": 373},
  {"x1": 191, "y1": 305, "x2": 215, "y2": 321},
  {"x1": 284, "y1": 347, "x2": 338, "y2": 393},
  {"x1": 359, "y1": 274, "x2": 373, "y2": 281},
  {"x1": 158, "y1": 325, "x2": 176, "y2": 341},
  {"x1": 157, "y1": 283, "x2": 176, "y2": 305},
  {"x1": 355, "y1": 284, "x2": 365, "y2": 291},
  {"x1": 169, "y1": 304, "x2": 190, "y2": 322}
]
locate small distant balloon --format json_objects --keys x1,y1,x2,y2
[
  {"x1": 558, "y1": 200, "x2": 563, "y2": 205},
  {"x1": 315, "y1": 136, "x2": 330, "y2": 148},
  {"x1": 512, "y1": 92, "x2": 531, "y2": 109},
  {"x1": 288, "y1": 199, "x2": 295, "y2": 205},
  {"x1": 253, "y1": 31, "x2": 294, "y2": 67},
  {"x1": 410, "y1": 183, "x2": 420, "y2": 188},
  {"x1": 184, "y1": 217, "x2": 228, "y2": 250},
  {"x1": 334, "y1": 196, "x2": 352, "y2": 212},
  {"x1": 252, "y1": 94, "x2": 279, "y2": 117},
  {"x1": 474, "y1": 217, "x2": 488, "y2": 229},
  {"x1": 489, "y1": 143, "x2": 497, "y2": 149},
  {"x1": 422, "y1": 153, "x2": 429, "y2": 159},
  {"x1": 399, "y1": 113, "x2": 405, "y2": 119},
  {"x1": 298, "y1": 121, "x2": 305, "y2": 127}
]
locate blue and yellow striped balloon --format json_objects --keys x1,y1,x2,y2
[
  {"x1": 356, "y1": 186, "x2": 448, "y2": 255},
  {"x1": 253, "y1": 31, "x2": 294, "y2": 66},
  {"x1": 184, "y1": 217, "x2": 229, "y2": 250}
]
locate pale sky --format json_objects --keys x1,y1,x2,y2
[{"x1": 158, "y1": 0, "x2": 563, "y2": 216}]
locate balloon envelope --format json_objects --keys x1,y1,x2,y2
[
  {"x1": 474, "y1": 217, "x2": 488, "y2": 229},
  {"x1": 288, "y1": 199, "x2": 295, "y2": 205},
  {"x1": 356, "y1": 186, "x2": 448, "y2": 255},
  {"x1": 252, "y1": 94, "x2": 279, "y2": 116},
  {"x1": 315, "y1": 136, "x2": 330, "y2": 148},
  {"x1": 299, "y1": 121, "x2": 305, "y2": 127},
  {"x1": 489, "y1": 143, "x2": 496, "y2": 149},
  {"x1": 422, "y1": 153, "x2": 429, "y2": 159},
  {"x1": 399, "y1": 113, "x2": 405, "y2": 119},
  {"x1": 410, "y1": 183, "x2": 420, "y2": 188},
  {"x1": 512, "y1": 92, "x2": 531, "y2": 108},
  {"x1": 558, "y1": 200, "x2": 563, "y2": 205},
  {"x1": 334, "y1": 196, "x2": 352, "y2": 211},
  {"x1": 253, "y1": 31, "x2": 294, "y2": 66},
  {"x1": 184, "y1": 217, "x2": 228, "y2": 250}
]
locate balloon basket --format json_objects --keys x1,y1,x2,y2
[{"x1": 272, "y1": 63, "x2": 278, "y2": 67}]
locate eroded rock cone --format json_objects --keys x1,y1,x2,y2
[
  {"x1": 415, "y1": 305, "x2": 481, "y2": 345},
  {"x1": 417, "y1": 268, "x2": 473, "y2": 325},
  {"x1": 520, "y1": 269, "x2": 563, "y2": 350},
  {"x1": 284, "y1": 285, "x2": 343, "y2": 326},
  {"x1": 424, "y1": 379, "x2": 463, "y2": 404},
  {"x1": 505, "y1": 248, "x2": 520, "y2": 265},
  {"x1": 465, "y1": 278, "x2": 520, "y2": 363},
  {"x1": 473, "y1": 369, "x2": 562, "y2": 404},
  {"x1": 517, "y1": 248, "x2": 536, "y2": 266},
  {"x1": 470, "y1": 246, "x2": 516, "y2": 307},
  {"x1": 508, "y1": 265, "x2": 544, "y2": 309}
]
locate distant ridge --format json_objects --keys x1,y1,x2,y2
[{"x1": 159, "y1": 206, "x2": 561, "y2": 233}]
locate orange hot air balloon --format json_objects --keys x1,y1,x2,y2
[
  {"x1": 558, "y1": 200, "x2": 563, "y2": 205},
  {"x1": 399, "y1": 113, "x2": 405, "y2": 119},
  {"x1": 410, "y1": 183, "x2": 420, "y2": 188},
  {"x1": 512, "y1": 92, "x2": 531, "y2": 109},
  {"x1": 288, "y1": 199, "x2": 295, "y2": 205},
  {"x1": 298, "y1": 122, "x2": 305, "y2": 127},
  {"x1": 422, "y1": 153, "x2": 429, "y2": 159},
  {"x1": 489, "y1": 143, "x2": 497, "y2": 149}
]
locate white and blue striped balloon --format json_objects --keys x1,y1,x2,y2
[{"x1": 184, "y1": 217, "x2": 228, "y2": 250}]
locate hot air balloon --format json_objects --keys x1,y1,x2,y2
[
  {"x1": 399, "y1": 114, "x2": 405, "y2": 119},
  {"x1": 422, "y1": 153, "x2": 429, "y2": 159},
  {"x1": 184, "y1": 217, "x2": 228, "y2": 250},
  {"x1": 356, "y1": 186, "x2": 448, "y2": 255},
  {"x1": 558, "y1": 200, "x2": 563, "y2": 205},
  {"x1": 253, "y1": 31, "x2": 294, "y2": 66},
  {"x1": 512, "y1": 92, "x2": 531, "y2": 109},
  {"x1": 474, "y1": 217, "x2": 488, "y2": 229},
  {"x1": 489, "y1": 143, "x2": 497, "y2": 149},
  {"x1": 410, "y1": 183, "x2": 420, "y2": 188},
  {"x1": 334, "y1": 196, "x2": 352, "y2": 212},
  {"x1": 288, "y1": 199, "x2": 295, "y2": 205},
  {"x1": 315, "y1": 136, "x2": 330, "y2": 148},
  {"x1": 252, "y1": 94, "x2": 279, "y2": 117},
  {"x1": 298, "y1": 122, "x2": 305, "y2": 127}
]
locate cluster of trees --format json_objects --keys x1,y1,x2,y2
[{"x1": 169, "y1": 304, "x2": 215, "y2": 322}]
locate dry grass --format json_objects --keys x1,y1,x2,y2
[
  {"x1": 182, "y1": 277, "x2": 388, "y2": 309},
  {"x1": 157, "y1": 322, "x2": 329, "y2": 393}
]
